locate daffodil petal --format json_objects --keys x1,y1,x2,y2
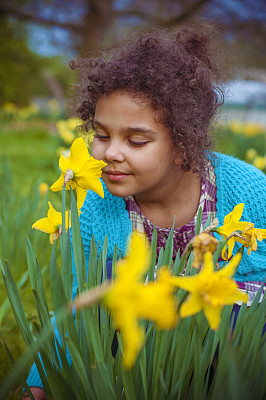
[
  {"x1": 69, "y1": 138, "x2": 89, "y2": 171},
  {"x1": 65, "y1": 210, "x2": 71, "y2": 229},
  {"x1": 47, "y1": 202, "x2": 62, "y2": 226},
  {"x1": 59, "y1": 155, "x2": 70, "y2": 174},
  {"x1": 227, "y1": 237, "x2": 236, "y2": 259},
  {"x1": 32, "y1": 217, "x2": 57, "y2": 234},
  {"x1": 217, "y1": 221, "x2": 248, "y2": 236},
  {"x1": 223, "y1": 291, "x2": 249, "y2": 305},
  {"x1": 50, "y1": 174, "x2": 65, "y2": 192},
  {"x1": 231, "y1": 203, "x2": 244, "y2": 221},
  {"x1": 168, "y1": 275, "x2": 199, "y2": 292},
  {"x1": 217, "y1": 252, "x2": 242, "y2": 279},
  {"x1": 180, "y1": 293, "x2": 202, "y2": 318},
  {"x1": 203, "y1": 303, "x2": 222, "y2": 331},
  {"x1": 119, "y1": 311, "x2": 144, "y2": 369},
  {"x1": 117, "y1": 233, "x2": 150, "y2": 281},
  {"x1": 137, "y1": 275, "x2": 177, "y2": 328},
  {"x1": 76, "y1": 187, "x2": 87, "y2": 210},
  {"x1": 77, "y1": 176, "x2": 104, "y2": 198},
  {"x1": 221, "y1": 244, "x2": 228, "y2": 261},
  {"x1": 257, "y1": 229, "x2": 266, "y2": 239},
  {"x1": 201, "y1": 252, "x2": 214, "y2": 275},
  {"x1": 49, "y1": 232, "x2": 60, "y2": 245},
  {"x1": 223, "y1": 210, "x2": 233, "y2": 225},
  {"x1": 75, "y1": 157, "x2": 106, "y2": 179}
]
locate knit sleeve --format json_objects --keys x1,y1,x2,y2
[{"x1": 213, "y1": 152, "x2": 266, "y2": 281}]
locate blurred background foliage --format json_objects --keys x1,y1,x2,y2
[
  {"x1": 0, "y1": 0, "x2": 266, "y2": 105},
  {"x1": 0, "y1": 0, "x2": 266, "y2": 398}
]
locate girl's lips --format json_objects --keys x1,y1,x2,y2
[{"x1": 105, "y1": 171, "x2": 129, "y2": 182}]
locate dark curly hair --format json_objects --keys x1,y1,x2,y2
[{"x1": 70, "y1": 24, "x2": 223, "y2": 175}]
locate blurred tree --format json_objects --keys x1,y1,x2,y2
[
  {"x1": 0, "y1": 16, "x2": 75, "y2": 105},
  {"x1": 0, "y1": 17, "x2": 48, "y2": 105},
  {"x1": 0, "y1": 0, "x2": 265, "y2": 71},
  {"x1": 0, "y1": 0, "x2": 266, "y2": 106}
]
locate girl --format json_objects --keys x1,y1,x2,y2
[{"x1": 25, "y1": 24, "x2": 266, "y2": 399}]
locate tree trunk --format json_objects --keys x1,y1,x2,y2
[{"x1": 79, "y1": 0, "x2": 115, "y2": 56}]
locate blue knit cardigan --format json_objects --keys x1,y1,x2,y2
[{"x1": 27, "y1": 152, "x2": 266, "y2": 388}]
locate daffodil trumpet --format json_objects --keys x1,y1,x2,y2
[
  {"x1": 50, "y1": 137, "x2": 107, "y2": 209},
  {"x1": 182, "y1": 232, "x2": 218, "y2": 269}
]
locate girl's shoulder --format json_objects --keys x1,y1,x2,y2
[{"x1": 208, "y1": 151, "x2": 266, "y2": 225}]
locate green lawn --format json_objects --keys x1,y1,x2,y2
[{"x1": 0, "y1": 120, "x2": 60, "y2": 190}]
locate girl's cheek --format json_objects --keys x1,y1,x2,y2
[{"x1": 91, "y1": 141, "x2": 103, "y2": 160}]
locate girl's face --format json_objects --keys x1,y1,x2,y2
[{"x1": 91, "y1": 91, "x2": 182, "y2": 202}]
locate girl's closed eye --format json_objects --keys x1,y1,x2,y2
[
  {"x1": 128, "y1": 139, "x2": 149, "y2": 147},
  {"x1": 94, "y1": 132, "x2": 109, "y2": 140}
]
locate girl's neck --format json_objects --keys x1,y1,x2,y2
[{"x1": 134, "y1": 169, "x2": 202, "y2": 229}]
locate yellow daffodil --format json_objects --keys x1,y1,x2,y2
[
  {"x1": 237, "y1": 223, "x2": 266, "y2": 255},
  {"x1": 38, "y1": 182, "x2": 49, "y2": 196},
  {"x1": 245, "y1": 148, "x2": 257, "y2": 161},
  {"x1": 216, "y1": 203, "x2": 249, "y2": 260},
  {"x1": 167, "y1": 251, "x2": 248, "y2": 330},
  {"x1": 102, "y1": 233, "x2": 177, "y2": 368},
  {"x1": 32, "y1": 202, "x2": 71, "y2": 244},
  {"x1": 192, "y1": 233, "x2": 218, "y2": 269},
  {"x1": 253, "y1": 156, "x2": 266, "y2": 170},
  {"x1": 50, "y1": 137, "x2": 107, "y2": 207},
  {"x1": 217, "y1": 203, "x2": 266, "y2": 260}
]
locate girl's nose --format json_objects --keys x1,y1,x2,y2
[{"x1": 104, "y1": 141, "x2": 125, "y2": 163}]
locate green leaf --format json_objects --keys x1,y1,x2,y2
[
  {"x1": 0, "y1": 305, "x2": 69, "y2": 399},
  {"x1": 65, "y1": 337, "x2": 94, "y2": 397},
  {"x1": 0, "y1": 259, "x2": 33, "y2": 346},
  {"x1": 91, "y1": 361, "x2": 116, "y2": 400},
  {"x1": 0, "y1": 331, "x2": 35, "y2": 400},
  {"x1": 162, "y1": 219, "x2": 174, "y2": 266},
  {"x1": 70, "y1": 188, "x2": 86, "y2": 292},
  {"x1": 195, "y1": 206, "x2": 203, "y2": 235},
  {"x1": 25, "y1": 237, "x2": 50, "y2": 328},
  {"x1": 148, "y1": 227, "x2": 157, "y2": 282}
]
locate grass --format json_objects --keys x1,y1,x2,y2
[
  {"x1": 0, "y1": 120, "x2": 60, "y2": 399},
  {"x1": 0, "y1": 120, "x2": 59, "y2": 190}
]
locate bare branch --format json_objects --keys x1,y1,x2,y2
[
  {"x1": 0, "y1": 4, "x2": 81, "y2": 32},
  {"x1": 114, "y1": 0, "x2": 210, "y2": 26},
  {"x1": 161, "y1": 0, "x2": 210, "y2": 26}
]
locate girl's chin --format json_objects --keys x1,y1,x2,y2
[{"x1": 105, "y1": 183, "x2": 133, "y2": 198}]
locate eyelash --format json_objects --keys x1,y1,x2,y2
[{"x1": 94, "y1": 133, "x2": 148, "y2": 147}]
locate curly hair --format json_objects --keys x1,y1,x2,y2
[{"x1": 70, "y1": 24, "x2": 223, "y2": 175}]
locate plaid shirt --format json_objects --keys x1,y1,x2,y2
[{"x1": 125, "y1": 161, "x2": 217, "y2": 259}]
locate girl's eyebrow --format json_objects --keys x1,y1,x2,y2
[
  {"x1": 93, "y1": 120, "x2": 105, "y2": 129},
  {"x1": 125, "y1": 127, "x2": 157, "y2": 135},
  {"x1": 93, "y1": 120, "x2": 156, "y2": 135}
]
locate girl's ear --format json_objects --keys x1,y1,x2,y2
[{"x1": 173, "y1": 152, "x2": 183, "y2": 166}]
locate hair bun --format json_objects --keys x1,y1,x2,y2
[{"x1": 176, "y1": 25, "x2": 214, "y2": 71}]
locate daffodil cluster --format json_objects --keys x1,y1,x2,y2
[{"x1": 32, "y1": 137, "x2": 106, "y2": 244}]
